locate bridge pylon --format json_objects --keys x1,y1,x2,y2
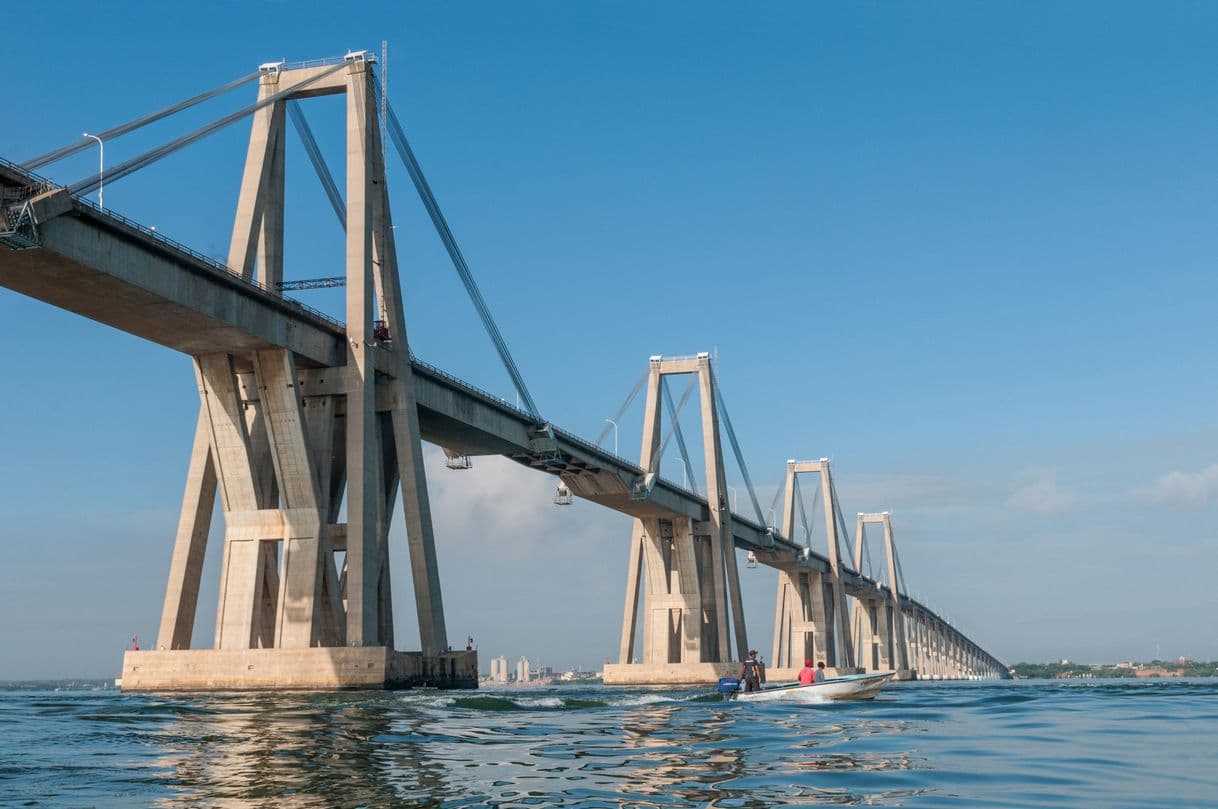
[
  {"x1": 768, "y1": 459, "x2": 858, "y2": 680},
  {"x1": 121, "y1": 54, "x2": 473, "y2": 691},
  {"x1": 850, "y1": 512, "x2": 913, "y2": 679},
  {"x1": 604, "y1": 353, "x2": 747, "y2": 685}
]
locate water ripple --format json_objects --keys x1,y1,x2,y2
[{"x1": 1, "y1": 678, "x2": 1218, "y2": 806}]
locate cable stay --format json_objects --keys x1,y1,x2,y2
[
  {"x1": 595, "y1": 369, "x2": 647, "y2": 450},
  {"x1": 807, "y1": 477, "x2": 823, "y2": 546},
  {"x1": 655, "y1": 375, "x2": 695, "y2": 476},
  {"x1": 380, "y1": 89, "x2": 542, "y2": 423},
  {"x1": 662, "y1": 378, "x2": 698, "y2": 493},
  {"x1": 711, "y1": 376, "x2": 766, "y2": 526},
  {"x1": 288, "y1": 101, "x2": 346, "y2": 228},
  {"x1": 69, "y1": 62, "x2": 347, "y2": 198},
  {"x1": 794, "y1": 476, "x2": 812, "y2": 543},
  {"x1": 766, "y1": 484, "x2": 785, "y2": 533},
  {"x1": 892, "y1": 542, "x2": 907, "y2": 598},
  {"x1": 829, "y1": 474, "x2": 855, "y2": 574},
  {"x1": 861, "y1": 525, "x2": 876, "y2": 580},
  {"x1": 23, "y1": 71, "x2": 261, "y2": 171}
]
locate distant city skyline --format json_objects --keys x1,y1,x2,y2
[{"x1": 3, "y1": 2, "x2": 1218, "y2": 678}]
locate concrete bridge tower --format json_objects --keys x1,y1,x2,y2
[
  {"x1": 769, "y1": 459, "x2": 857, "y2": 677},
  {"x1": 122, "y1": 54, "x2": 472, "y2": 690},
  {"x1": 850, "y1": 512, "x2": 913, "y2": 678},
  {"x1": 612, "y1": 353, "x2": 748, "y2": 683}
]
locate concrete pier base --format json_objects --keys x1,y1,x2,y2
[
  {"x1": 119, "y1": 648, "x2": 477, "y2": 691},
  {"x1": 603, "y1": 662, "x2": 740, "y2": 685}
]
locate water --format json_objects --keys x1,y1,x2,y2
[{"x1": 2, "y1": 678, "x2": 1216, "y2": 807}]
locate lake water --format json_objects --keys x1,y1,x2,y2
[{"x1": 2, "y1": 677, "x2": 1216, "y2": 807}]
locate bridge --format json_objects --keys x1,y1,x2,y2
[{"x1": 0, "y1": 53, "x2": 1006, "y2": 689}]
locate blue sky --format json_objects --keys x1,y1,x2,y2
[{"x1": 3, "y1": 1, "x2": 1218, "y2": 678}]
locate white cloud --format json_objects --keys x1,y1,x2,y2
[
  {"x1": 1007, "y1": 469, "x2": 1079, "y2": 515},
  {"x1": 1142, "y1": 464, "x2": 1218, "y2": 508}
]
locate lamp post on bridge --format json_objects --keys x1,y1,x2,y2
[
  {"x1": 727, "y1": 485, "x2": 737, "y2": 512},
  {"x1": 82, "y1": 132, "x2": 104, "y2": 210},
  {"x1": 671, "y1": 460, "x2": 688, "y2": 490},
  {"x1": 603, "y1": 418, "x2": 618, "y2": 456}
]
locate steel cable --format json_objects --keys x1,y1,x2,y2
[
  {"x1": 25, "y1": 71, "x2": 260, "y2": 170},
  {"x1": 288, "y1": 101, "x2": 346, "y2": 227},
  {"x1": 69, "y1": 63, "x2": 346, "y2": 198},
  {"x1": 595, "y1": 369, "x2": 647, "y2": 450},
  {"x1": 380, "y1": 88, "x2": 541, "y2": 421},
  {"x1": 711, "y1": 373, "x2": 766, "y2": 526}
]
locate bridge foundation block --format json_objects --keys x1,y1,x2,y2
[
  {"x1": 602, "y1": 662, "x2": 740, "y2": 686},
  {"x1": 119, "y1": 648, "x2": 478, "y2": 691}
]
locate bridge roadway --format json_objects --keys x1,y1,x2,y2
[{"x1": 0, "y1": 159, "x2": 972, "y2": 656}]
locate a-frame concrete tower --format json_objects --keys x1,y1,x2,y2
[
  {"x1": 121, "y1": 54, "x2": 474, "y2": 690},
  {"x1": 609, "y1": 353, "x2": 748, "y2": 684},
  {"x1": 851, "y1": 512, "x2": 913, "y2": 678},
  {"x1": 769, "y1": 459, "x2": 857, "y2": 678}
]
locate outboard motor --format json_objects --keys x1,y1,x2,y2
[{"x1": 717, "y1": 677, "x2": 741, "y2": 700}]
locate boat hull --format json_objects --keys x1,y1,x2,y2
[{"x1": 732, "y1": 672, "x2": 894, "y2": 703}]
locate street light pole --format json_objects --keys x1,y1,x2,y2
[
  {"x1": 727, "y1": 485, "x2": 737, "y2": 512},
  {"x1": 603, "y1": 418, "x2": 618, "y2": 456},
  {"x1": 83, "y1": 132, "x2": 104, "y2": 210}
]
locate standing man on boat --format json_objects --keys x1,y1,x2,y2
[
  {"x1": 798, "y1": 659, "x2": 816, "y2": 685},
  {"x1": 740, "y1": 650, "x2": 766, "y2": 692},
  {"x1": 815, "y1": 662, "x2": 827, "y2": 683}
]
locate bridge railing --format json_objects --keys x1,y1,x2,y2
[
  {"x1": 1, "y1": 155, "x2": 348, "y2": 333},
  {"x1": 0, "y1": 156, "x2": 58, "y2": 200},
  {"x1": 410, "y1": 355, "x2": 541, "y2": 422},
  {"x1": 71, "y1": 196, "x2": 347, "y2": 332}
]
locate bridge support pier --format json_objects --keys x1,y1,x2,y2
[
  {"x1": 605, "y1": 353, "x2": 747, "y2": 685},
  {"x1": 767, "y1": 459, "x2": 858, "y2": 681},
  {"x1": 848, "y1": 512, "x2": 914, "y2": 679},
  {"x1": 122, "y1": 55, "x2": 466, "y2": 691}
]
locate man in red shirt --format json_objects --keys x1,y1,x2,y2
[{"x1": 798, "y1": 659, "x2": 816, "y2": 685}]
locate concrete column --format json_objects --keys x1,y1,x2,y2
[
  {"x1": 155, "y1": 410, "x2": 216, "y2": 650},
  {"x1": 820, "y1": 466, "x2": 853, "y2": 668},
  {"x1": 228, "y1": 71, "x2": 284, "y2": 280},
  {"x1": 618, "y1": 522, "x2": 644, "y2": 663},
  {"x1": 256, "y1": 101, "x2": 286, "y2": 290},
  {"x1": 875, "y1": 600, "x2": 892, "y2": 670},
  {"x1": 197, "y1": 354, "x2": 264, "y2": 650},
  {"x1": 880, "y1": 515, "x2": 910, "y2": 670},
  {"x1": 672, "y1": 518, "x2": 703, "y2": 663},
  {"x1": 343, "y1": 61, "x2": 380, "y2": 647},
  {"x1": 253, "y1": 350, "x2": 325, "y2": 649},
  {"x1": 772, "y1": 567, "x2": 825, "y2": 669},
  {"x1": 366, "y1": 95, "x2": 449, "y2": 657},
  {"x1": 303, "y1": 395, "x2": 345, "y2": 647},
  {"x1": 697, "y1": 356, "x2": 745, "y2": 661}
]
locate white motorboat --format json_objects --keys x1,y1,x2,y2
[{"x1": 723, "y1": 672, "x2": 894, "y2": 703}]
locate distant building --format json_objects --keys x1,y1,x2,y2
[
  {"x1": 1115, "y1": 661, "x2": 1133, "y2": 669},
  {"x1": 535, "y1": 666, "x2": 553, "y2": 680},
  {"x1": 489, "y1": 656, "x2": 510, "y2": 684},
  {"x1": 516, "y1": 656, "x2": 531, "y2": 683}
]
